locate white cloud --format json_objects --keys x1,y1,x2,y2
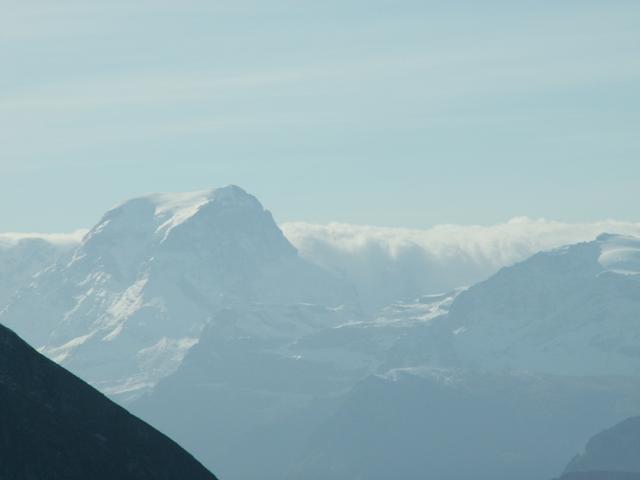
[
  {"x1": 2, "y1": 218, "x2": 639, "y2": 309},
  {"x1": 0, "y1": 229, "x2": 88, "y2": 249},
  {"x1": 282, "y1": 218, "x2": 640, "y2": 310}
]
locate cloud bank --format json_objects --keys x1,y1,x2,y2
[
  {"x1": 2, "y1": 219, "x2": 639, "y2": 311},
  {"x1": 0, "y1": 230, "x2": 88, "y2": 249},
  {"x1": 282, "y1": 218, "x2": 640, "y2": 310}
]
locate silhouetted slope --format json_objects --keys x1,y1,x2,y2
[
  {"x1": 286, "y1": 370, "x2": 640, "y2": 480},
  {"x1": 0, "y1": 323, "x2": 217, "y2": 480},
  {"x1": 561, "y1": 416, "x2": 640, "y2": 478},
  {"x1": 556, "y1": 472, "x2": 640, "y2": 480}
]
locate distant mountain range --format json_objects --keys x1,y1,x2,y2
[
  {"x1": 0, "y1": 322, "x2": 217, "y2": 479},
  {"x1": 2, "y1": 186, "x2": 640, "y2": 479},
  {"x1": 131, "y1": 191, "x2": 640, "y2": 479}
]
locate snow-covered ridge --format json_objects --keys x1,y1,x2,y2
[{"x1": 440, "y1": 232, "x2": 640, "y2": 377}]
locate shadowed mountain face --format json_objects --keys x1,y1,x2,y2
[
  {"x1": 562, "y1": 416, "x2": 640, "y2": 477},
  {"x1": 556, "y1": 473, "x2": 640, "y2": 480},
  {"x1": 284, "y1": 370, "x2": 640, "y2": 480},
  {"x1": 0, "y1": 323, "x2": 217, "y2": 480}
]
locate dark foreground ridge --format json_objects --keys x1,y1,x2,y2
[
  {"x1": 554, "y1": 416, "x2": 640, "y2": 480},
  {"x1": 0, "y1": 323, "x2": 218, "y2": 480},
  {"x1": 556, "y1": 473, "x2": 640, "y2": 480}
]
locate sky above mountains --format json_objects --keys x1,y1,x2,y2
[{"x1": 1, "y1": 1, "x2": 639, "y2": 231}]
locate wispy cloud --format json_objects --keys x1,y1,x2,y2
[
  {"x1": 2, "y1": 0, "x2": 638, "y2": 160},
  {"x1": 0, "y1": 69, "x2": 311, "y2": 112}
]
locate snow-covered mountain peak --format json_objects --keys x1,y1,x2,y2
[
  {"x1": 74, "y1": 185, "x2": 295, "y2": 282},
  {"x1": 0, "y1": 185, "x2": 353, "y2": 400},
  {"x1": 84, "y1": 185, "x2": 268, "y2": 245},
  {"x1": 149, "y1": 185, "x2": 262, "y2": 237}
]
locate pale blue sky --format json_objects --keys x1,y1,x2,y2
[{"x1": 1, "y1": 1, "x2": 639, "y2": 232}]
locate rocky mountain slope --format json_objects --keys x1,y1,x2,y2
[
  {"x1": 439, "y1": 233, "x2": 640, "y2": 376},
  {"x1": 0, "y1": 186, "x2": 354, "y2": 400}
]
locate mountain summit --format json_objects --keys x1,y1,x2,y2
[
  {"x1": 0, "y1": 186, "x2": 354, "y2": 400},
  {"x1": 82, "y1": 185, "x2": 296, "y2": 276}
]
